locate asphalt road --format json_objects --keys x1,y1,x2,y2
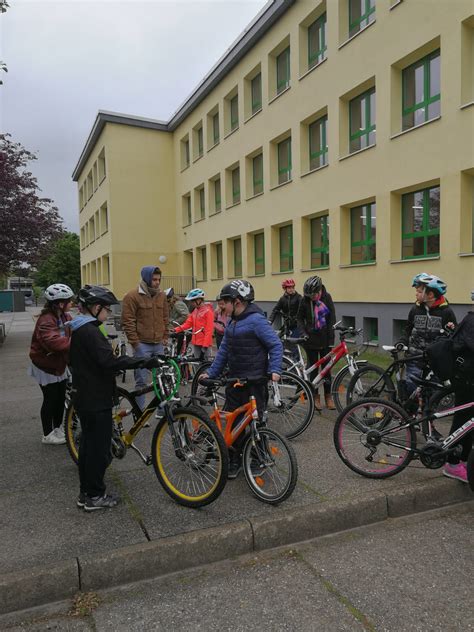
[{"x1": 2, "y1": 501, "x2": 472, "y2": 631}]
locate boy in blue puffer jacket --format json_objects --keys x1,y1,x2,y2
[{"x1": 201, "y1": 279, "x2": 283, "y2": 478}]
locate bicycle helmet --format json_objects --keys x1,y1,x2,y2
[
  {"x1": 185, "y1": 288, "x2": 205, "y2": 301},
  {"x1": 219, "y1": 279, "x2": 255, "y2": 302},
  {"x1": 303, "y1": 276, "x2": 322, "y2": 297},
  {"x1": 44, "y1": 284, "x2": 74, "y2": 302},
  {"x1": 411, "y1": 273, "x2": 447, "y2": 296},
  {"x1": 282, "y1": 278, "x2": 295, "y2": 289},
  {"x1": 77, "y1": 285, "x2": 119, "y2": 307},
  {"x1": 165, "y1": 287, "x2": 174, "y2": 299}
]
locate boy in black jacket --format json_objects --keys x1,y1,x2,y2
[{"x1": 69, "y1": 285, "x2": 156, "y2": 511}]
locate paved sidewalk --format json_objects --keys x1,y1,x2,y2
[{"x1": 0, "y1": 308, "x2": 472, "y2": 614}]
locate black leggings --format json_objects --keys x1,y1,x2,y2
[
  {"x1": 224, "y1": 382, "x2": 268, "y2": 456},
  {"x1": 39, "y1": 380, "x2": 67, "y2": 436},
  {"x1": 78, "y1": 408, "x2": 113, "y2": 497},
  {"x1": 305, "y1": 347, "x2": 331, "y2": 394},
  {"x1": 447, "y1": 377, "x2": 474, "y2": 464}
]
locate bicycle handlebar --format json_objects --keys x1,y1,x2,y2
[{"x1": 199, "y1": 376, "x2": 268, "y2": 389}]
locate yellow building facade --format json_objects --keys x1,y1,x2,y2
[{"x1": 73, "y1": 0, "x2": 474, "y2": 344}]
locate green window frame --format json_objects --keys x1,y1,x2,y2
[
  {"x1": 212, "y1": 113, "x2": 220, "y2": 145},
  {"x1": 214, "y1": 178, "x2": 221, "y2": 212},
  {"x1": 254, "y1": 232, "x2": 265, "y2": 275},
  {"x1": 230, "y1": 95, "x2": 239, "y2": 131},
  {"x1": 350, "y1": 203, "x2": 376, "y2": 264},
  {"x1": 349, "y1": 88, "x2": 376, "y2": 153},
  {"x1": 276, "y1": 47, "x2": 290, "y2": 94},
  {"x1": 402, "y1": 50, "x2": 440, "y2": 131},
  {"x1": 185, "y1": 196, "x2": 191, "y2": 225},
  {"x1": 251, "y1": 73, "x2": 262, "y2": 114},
  {"x1": 308, "y1": 13, "x2": 327, "y2": 69},
  {"x1": 232, "y1": 167, "x2": 240, "y2": 204},
  {"x1": 197, "y1": 127, "x2": 203, "y2": 157},
  {"x1": 310, "y1": 215, "x2": 329, "y2": 268},
  {"x1": 216, "y1": 242, "x2": 223, "y2": 279},
  {"x1": 278, "y1": 138, "x2": 292, "y2": 185},
  {"x1": 199, "y1": 188, "x2": 205, "y2": 219},
  {"x1": 366, "y1": 317, "x2": 378, "y2": 342},
  {"x1": 201, "y1": 248, "x2": 207, "y2": 282},
  {"x1": 253, "y1": 154, "x2": 263, "y2": 195},
  {"x1": 349, "y1": 0, "x2": 375, "y2": 38},
  {"x1": 279, "y1": 224, "x2": 293, "y2": 272},
  {"x1": 233, "y1": 238, "x2": 242, "y2": 277},
  {"x1": 309, "y1": 116, "x2": 328, "y2": 170},
  {"x1": 401, "y1": 186, "x2": 440, "y2": 259},
  {"x1": 184, "y1": 140, "x2": 190, "y2": 167}
]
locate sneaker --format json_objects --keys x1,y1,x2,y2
[
  {"x1": 54, "y1": 426, "x2": 66, "y2": 440},
  {"x1": 443, "y1": 462, "x2": 468, "y2": 483},
  {"x1": 324, "y1": 394, "x2": 336, "y2": 411},
  {"x1": 42, "y1": 430, "x2": 66, "y2": 445},
  {"x1": 84, "y1": 493, "x2": 121, "y2": 512},
  {"x1": 227, "y1": 459, "x2": 242, "y2": 480},
  {"x1": 77, "y1": 493, "x2": 86, "y2": 508}
]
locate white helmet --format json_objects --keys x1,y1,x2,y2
[{"x1": 44, "y1": 284, "x2": 74, "y2": 302}]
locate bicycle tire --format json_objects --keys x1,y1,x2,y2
[
  {"x1": 422, "y1": 385, "x2": 456, "y2": 439},
  {"x1": 281, "y1": 355, "x2": 305, "y2": 380},
  {"x1": 267, "y1": 371, "x2": 315, "y2": 439},
  {"x1": 334, "y1": 398, "x2": 415, "y2": 479},
  {"x1": 152, "y1": 407, "x2": 228, "y2": 508},
  {"x1": 190, "y1": 361, "x2": 213, "y2": 396},
  {"x1": 331, "y1": 362, "x2": 384, "y2": 412},
  {"x1": 345, "y1": 365, "x2": 395, "y2": 407},
  {"x1": 64, "y1": 387, "x2": 140, "y2": 466},
  {"x1": 242, "y1": 427, "x2": 298, "y2": 504}
]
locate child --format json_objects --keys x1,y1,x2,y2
[
  {"x1": 174, "y1": 288, "x2": 214, "y2": 360},
  {"x1": 213, "y1": 295, "x2": 229, "y2": 349}
]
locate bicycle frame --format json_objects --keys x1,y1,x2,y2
[
  {"x1": 204, "y1": 384, "x2": 260, "y2": 448},
  {"x1": 287, "y1": 337, "x2": 355, "y2": 388}
]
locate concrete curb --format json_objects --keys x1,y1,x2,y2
[{"x1": 1, "y1": 478, "x2": 472, "y2": 615}]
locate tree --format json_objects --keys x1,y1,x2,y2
[
  {"x1": 0, "y1": 134, "x2": 64, "y2": 275},
  {"x1": 34, "y1": 232, "x2": 81, "y2": 292}
]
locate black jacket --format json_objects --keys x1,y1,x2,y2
[
  {"x1": 69, "y1": 320, "x2": 143, "y2": 412},
  {"x1": 269, "y1": 292, "x2": 302, "y2": 329},
  {"x1": 297, "y1": 286, "x2": 336, "y2": 350},
  {"x1": 453, "y1": 311, "x2": 474, "y2": 378},
  {"x1": 400, "y1": 298, "x2": 457, "y2": 351}
]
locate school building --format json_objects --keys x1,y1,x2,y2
[{"x1": 72, "y1": 0, "x2": 474, "y2": 344}]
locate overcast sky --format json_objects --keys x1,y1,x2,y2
[{"x1": 1, "y1": 0, "x2": 267, "y2": 231}]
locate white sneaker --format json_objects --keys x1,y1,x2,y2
[
  {"x1": 42, "y1": 430, "x2": 66, "y2": 445},
  {"x1": 54, "y1": 426, "x2": 66, "y2": 440}
]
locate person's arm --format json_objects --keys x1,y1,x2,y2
[
  {"x1": 121, "y1": 294, "x2": 139, "y2": 347},
  {"x1": 443, "y1": 307, "x2": 457, "y2": 330},
  {"x1": 254, "y1": 317, "x2": 283, "y2": 377},
  {"x1": 207, "y1": 330, "x2": 229, "y2": 378},
  {"x1": 297, "y1": 300, "x2": 309, "y2": 336},
  {"x1": 325, "y1": 293, "x2": 336, "y2": 346},
  {"x1": 399, "y1": 307, "x2": 415, "y2": 345},
  {"x1": 269, "y1": 297, "x2": 283, "y2": 324},
  {"x1": 203, "y1": 306, "x2": 214, "y2": 347},
  {"x1": 174, "y1": 301, "x2": 189, "y2": 324},
  {"x1": 84, "y1": 325, "x2": 144, "y2": 372},
  {"x1": 174, "y1": 312, "x2": 193, "y2": 333},
  {"x1": 37, "y1": 318, "x2": 70, "y2": 353}
]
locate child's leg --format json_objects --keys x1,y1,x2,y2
[{"x1": 80, "y1": 409, "x2": 113, "y2": 498}]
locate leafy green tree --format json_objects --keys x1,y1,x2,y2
[{"x1": 34, "y1": 232, "x2": 81, "y2": 293}]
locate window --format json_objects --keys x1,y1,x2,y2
[
  {"x1": 181, "y1": 137, "x2": 190, "y2": 169},
  {"x1": 100, "y1": 202, "x2": 108, "y2": 235},
  {"x1": 98, "y1": 149, "x2": 106, "y2": 182},
  {"x1": 232, "y1": 167, "x2": 240, "y2": 204},
  {"x1": 278, "y1": 138, "x2": 292, "y2": 184},
  {"x1": 402, "y1": 50, "x2": 440, "y2": 131},
  {"x1": 216, "y1": 243, "x2": 223, "y2": 279},
  {"x1": 251, "y1": 73, "x2": 262, "y2": 114},
  {"x1": 233, "y1": 238, "x2": 242, "y2": 277},
  {"x1": 197, "y1": 126, "x2": 203, "y2": 157},
  {"x1": 401, "y1": 186, "x2": 440, "y2": 259},
  {"x1": 214, "y1": 177, "x2": 221, "y2": 212},
  {"x1": 276, "y1": 47, "x2": 290, "y2": 94},
  {"x1": 308, "y1": 13, "x2": 327, "y2": 69},
  {"x1": 198, "y1": 187, "x2": 205, "y2": 219},
  {"x1": 309, "y1": 116, "x2": 328, "y2": 170},
  {"x1": 279, "y1": 225, "x2": 293, "y2": 272},
  {"x1": 199, "y1": 247, "x2": 207, "y2": 281},
  {"x1": 310, "y1": 215, "x2": 329, "y2": 268},
  {"x1": 253, "y1": 154, "x2": 263, "y2": 195},
  {"x1": 254, "y1": 232, "x2": 265, "y2": 275},
  {"x1": 349, "y1": 88, "x2": 376, "y2": 152},
  {"x1": 351, "y1": 202, "x2": 376, "y2": 263},
  {"x1": 349, "y1": 0, "x2": 375, "y2": 38},
  {"x1": 212, "y1": 113, "x2": 220, "y2": 145},
  {"x1": 230, "y1": 95, "x2": 239, "y2": 131},
  {"x1": 364, "y1": 317, "x2": 378, "y2": 343},
  {"x1": 182, "y1": 194, "x2": 191, "y2": 226}
]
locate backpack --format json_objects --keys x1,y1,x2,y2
[{"x1": 425, "y1": 318, "x2": 472, "y2": 381}]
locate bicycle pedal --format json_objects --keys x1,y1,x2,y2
[{"x1": 145, "y1": 455, "x2": 152, "y2": 466}]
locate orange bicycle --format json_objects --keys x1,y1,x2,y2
[{"x1": 198, "y1": 377, "x2": 298, "y2": 504}]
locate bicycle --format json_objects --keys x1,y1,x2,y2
[
  {"x1": 281, "y1": 321, "x2": 378, "y2": 412},
  {"x1": 198, "y1": 377, "x2": 298, "y2": 503},
  {"x1": 64, "y1": 357, "x2": 228, "y2": 508},
  {"x1": 167, "y1": 326, "x2": 207, "y2": 398},
  {"x1": 108, "y1": 333, "x2": 128, "y2": 383},
  {"x1": 333, "y1": 397, "x2": 474, "y2": 479},
  {"x1": 192, "y1": 367, "x2": 315, "y2": 439},
  {"x1": 345, "y1": 343, "x2": 454, "y2": 425}
]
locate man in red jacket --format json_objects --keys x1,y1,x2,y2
[{"x1": 174, "y1": 288, "x2": 214, "y2": 360}]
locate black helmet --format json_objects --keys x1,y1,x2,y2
[
  {"x1": 77, "y1": 285, "x2": 119, "y2": 307},
  {"x1": 219, "y1": 279, "x2": 255, "y2": 303},
  {"x1": 303, "y1": 276, "x2": 322, "y2": 297}
]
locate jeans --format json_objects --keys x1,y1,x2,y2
[{"x1": 134, "y1": 342, "x2": 164, "y2": 409}]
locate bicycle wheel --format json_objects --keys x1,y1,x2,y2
[
  {"x1": 281, "y1": 355, "x2": 305, "y2": 379},
  {"x1": 152, "y1": 407, "x2": 228, "y2": 508},
  {"x1": 334, "y1": 398, "x2": 415, "y2": 478},
  {"x1": 64, "y1": 388, "x2": 140, "y2": 465},
  {"x1": 242, "y1": 427, "x2": 298, "y2": 504},
  {"x1": 331, "y1": 362, "x2": 383, "y2": 412},
  {"x1": 266, "y1": 371, "x2": 315, "y2": 439},
  {"x1": 345, "y1": 365, "x2": 395, "y2": 406},
  {"x1": 423, "y1": 386, "x2": 456, "y2": 440},
  {"x1": 190, "y1": 361, "x2": 213, "y2": 396}
]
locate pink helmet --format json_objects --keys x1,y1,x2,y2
[{"x1": 282, "y1": 279, "x2": 295, "y2": 289}]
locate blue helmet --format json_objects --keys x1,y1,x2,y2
[
  {"x1": 411, "y1": 273, "x2": 447, "y2": 296},
  {"x1": 185, "y1": 288, "x2": 205, "y2": 301}
]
